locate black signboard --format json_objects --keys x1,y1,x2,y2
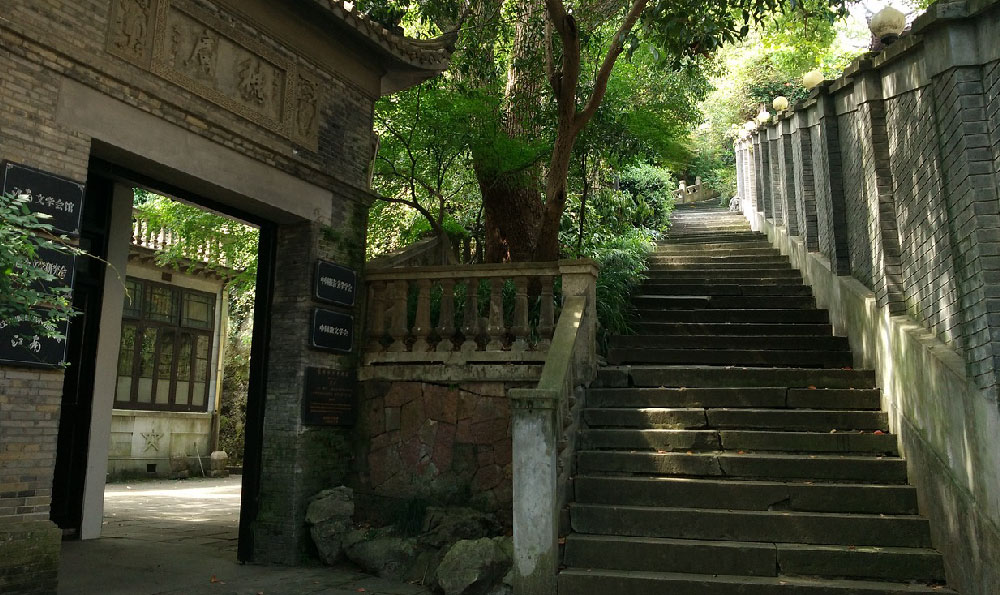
[
  {"x1": 314, "y1": 260, "x2": 357, "y2": 307},
  {"x1": 0, "y1": 316, "x2": 70, "y2": 368},
  {"x1": 22, "y1": 247, "x2": 76, "y2": 295},
  {"x1": 310, "y1": 308, "x2": 354, "y2": 353},
  {"x1": 2, "y1": 161, "x2": 86, "y2": 236},
  {"x1": 302, "y1": 367, "x2": 356, "y2": 426}
]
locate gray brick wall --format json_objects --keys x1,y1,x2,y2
[
  {"x1": 812, "y1": 100, "x2": 851, "y2": 273},
  {"x1": 777, "y1": 124, "x2": 800, "y2": 235},
  {"x1": 886, "y1": 88, "x2": 961, "y2": 346},
  {"x1": 839, "y1": 110, "x2": 876, "y2": 288},
  {"x1": 768, "y1": 137, "x2": 784, "y2": 223},
  {"x1": 755, "y1": 132, "x2": 773, "y2": 218},
  {"x1": 792, "y1": 120, "x2": 820, "y2": 251}
]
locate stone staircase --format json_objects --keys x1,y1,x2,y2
[{"x1": 558, "y1": 204, "x2": 956, "y2": 594}]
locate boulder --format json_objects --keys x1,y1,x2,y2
[
  {"x1": 344, "y1": 535, "x2": 427, "y2": 582},
  {"x1": 420, "y1": 507, "x2": 501, "y2": 549},
  {"x1": 306, "y1": 487, "x2": 354, "y2": 564},
  {"x1": 435, "y1": 537, "x2": 512, "y2": 595}
]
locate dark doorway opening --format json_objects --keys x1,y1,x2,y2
[{"x1": 49, "y1": 158, "x2": 276, "y2": 564}]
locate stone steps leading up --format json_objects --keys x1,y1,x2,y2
[{"x1": 558, "y1": 207, "x2": 951, "y2": 594}]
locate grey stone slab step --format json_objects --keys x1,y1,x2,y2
[
  {"x1": 648, "y1": 255, "x2": 790, "y2": 264},
  {"x1": 648, "y1": 261, "x2": 795, "y2": 270},
  {"x1": 586, "y1": 387, "x2": 792, "y2": 408},
  {"x1": 580, "y1": 429, "x2": 897, "y2": 454},
  {"x1": 632, "y1": 295, "x2": 816, "y2": 309},
  {"x1": 666, "y1": 235, "x2": 768, "y2": 244},
  {"x1": 575, "y1": 451, "x2": 908, "y2": 482},
  {"x1": 644, "y1": 275, "x2": 805, "y2": 285},
  {"x1": 653, "y1": 247, "x2": 777, "y2": 256},
  {"x1": 580, "y1": 429, "x2": 720, "y2": 451},
  {"x1": 558, "y1": 569, "x2": 955, "y2": 594},
  {"x1": 637, "y1": 308, "x2": 830, "y2": 324},
  {"x1": 607, "y1": 348, "x2": 853, "y2": 368},
  {"x1": 639, "y1": 283, "x2": 814, "y2": 296},
  {"x1": 573, "y1": 476, "x2": 918, "y2": 514},
  {"x1": 776, "y1": 543, "x2": 946, "y2": 582},
  {"x1": 584, "y1": 408, "x2": 888, "y2": 431},
  {"x1": 563, "y1": 534, "x2": 777, "y2": 576},
  {"x1": 646, "y1": 268, "x2": 802, "y2": 279},
  {"x1": 788, "y1": 389, "x2": 883, "y2": 410},
  {"x1": 610, "y1": 335, "x2": 849, "y2": 351},
  {"x1": 620, "y1": 366, "x2": 876, "y2": 389},
  {"x1": 632, "y1": 322, "x2": 835, "y2": 336},
  {"x1": 563, "y1": 536, "x2": 945, "y2": 582},
  {"x1": 569, "y1": 504, "x2": 933, "y2": 547}
]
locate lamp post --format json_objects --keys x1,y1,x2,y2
[
  {"x1": 772, "y1": 96, "x2": 789, "y2": 113},
  {"x1": 870, "y1": 7, "x2": 906, "y2": 45},
  {"x1": 803, "y1": 69, "x2": 823, "y2": 90}
]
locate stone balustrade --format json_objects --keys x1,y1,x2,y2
[{"x1": 363, "y1": 259, "x2": 598, "y2": 367}]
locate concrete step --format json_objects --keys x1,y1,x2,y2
[
  {"x1": 573, "y1": 476, "x2": 917, "y2": 514},
  {"x1": 632, "y1": 322, "x2": 835, "y2": 336},
  {"x1": 636, "y1": 309, "x2": 829, "y2": 323},
  {"x1": 607, "y1": 348, "x2": 854, "y2": 368},
  {"x1": 558, "y1": 569, "x2": 954, "y2": 594},
  {"x1": 580, "y1": 429, "x2": 898, "y2": 454},
  {"x1": 575, "y1": 451, "x2": 908, "y2": 482},
  {"x1": 610, "y1": 335, "x2": 849, "y2": 351},
  {"x1": 585, "y1": 388, "x2": 882, "y2": 410},
  {"x1": 648, "y1": 255, "x2": 789, "y2": 264},
  {"x1": 653, "y1": 244, "x2": 777, "y2": 254},
  {"x1": 595, "y1": 366, "x2": 877, "y2": 389},
  {"x1": 631, "y1": 295, "x2": 816, "y2": 309},
  {"x1": 639, "y1": 283, "x2": 813, "y2": 296},
  {"x1": 646, "y1": 268, "x2": 802, "y2": 279},
  {"x1": 666, "y1": 235, "x2": 767, "y2": 244},
  {"x1": 563, "y1": 536, "x2": 945, "y2": 581},
  {"x1": 647, "y1": 262, "x2": 795, "y2": 270},
  {"x1": 583, "y1": 408, "x2": 889, "y2": 431},
  {"x1": 569, "y1": 504, "x2": 933, "y2": 547}
]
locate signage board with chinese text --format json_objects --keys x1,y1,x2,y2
[
  {"x1": 309, "y1": 308, "x2": 354, "y2": 353},
  {"x1": 314, "y1": 260, "x2": 357, "y2": 307},
  {"x1": 2, "y1": 161, "x2": 85, "y2": 236},
  {"x1": 302, "y1": 367, "x2": 356, "y2": 426}
]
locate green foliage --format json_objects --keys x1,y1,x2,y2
[
  {"x1": 219, "y1": 316, "x2": 251, "y2": 464},
  {"x1": 0, "y1": 191, "x2": 85, "y2": 343}
]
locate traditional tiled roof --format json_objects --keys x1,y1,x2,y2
[{"x1": 303, "y1": 0, "x2": 456, "y2": 73}]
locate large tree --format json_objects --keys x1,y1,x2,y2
[{"x1": 367, "y1": 0, "x2": 846, "y2": 261}]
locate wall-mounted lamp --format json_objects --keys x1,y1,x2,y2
[
  {"x1": 870, "y1": 7, "x2": 906, "y2": 45},
  {"x1": 803, "y1": 69, "x2": 824, "y2": 90},
  {"x1": 756, "y1": 108, "x2": 771, "y2": 125},
  {"x1": 772, "y1": 96, "x2": 789, "y2": 112},
  {"x1": 744, "y1": 120, "x2": 758, "y2": 132}
]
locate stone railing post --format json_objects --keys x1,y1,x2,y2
[
  {"x1": 558, "y1": 259, "x2": 599, "y2": 381},
  {"x1": 508, "y1": 389, "x2": 560, "y2": 595}
]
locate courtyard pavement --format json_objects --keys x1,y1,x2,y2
[{"x1": 58, "y1": 476, "x2": 431, "y2": 595}]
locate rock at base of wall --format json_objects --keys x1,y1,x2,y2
[
  {"x1": 435, "y1": 537, "x2": 512, "y2": 595},
  {"x1": 306, "y1": 486, "x2": 355, "y2": 564}
]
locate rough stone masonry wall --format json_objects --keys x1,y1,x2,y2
[
  {"x1": 735, "y1": 2, "x2": 1000, "y2": 591},
  {"x1": 355, "y1": 381, "x2": 517, "y2": 526},
  {"x1": 0, "y1": 0, "x2": 382, "y2": 585}
]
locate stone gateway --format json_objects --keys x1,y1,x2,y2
[{"x1": 0, "y1": 2, "x2": 453, "y2": 593}]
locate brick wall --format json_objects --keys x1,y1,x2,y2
[{"x1": 791, "y1": 117, "x2": 819, "y2": 251}]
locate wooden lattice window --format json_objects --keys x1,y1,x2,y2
[{"x1": 114, "y1": 277, "x2": 216, "y2": 412}]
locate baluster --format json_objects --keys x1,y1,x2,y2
[
  {"x1": 366, "y1": 281, "x2": 386, "y2": 352},
  {"x1": 510, "y1": 276, "x2": 529, "y2": 352},
  {"x1": 537, "y1": 275, "x2": 555, "y2": 350},
  {"x1": 486, "y1": 276, "x2": 505, "y2": 351},
  {"x1": 460, "y1": 278, "x2": 479, "y2": 352},
  {"x1": 436, "y1": 278, "x2": 457, "y2": 352},
  {"x1": 387, "y1": 280, "x2": 410, "y2": 352},
  {"x1": 412, "y1": 278, "x2": 432, "y2": 352}
]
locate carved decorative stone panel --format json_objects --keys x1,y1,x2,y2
[{"x1": 106, "y1": 0, "x2": 321, "y2": 148}]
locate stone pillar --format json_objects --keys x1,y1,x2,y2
[
  {"x1": 755, "y1": 130, "x2": 773, "y2": 219},
  {"x1": 767, "y1": 125, "x2": 784, "y2": 223},
  {"x1": 735, "y1": 141, "x2": 745, "y2": 203},
  {"x1": 558, "y1": 259, "x2": 599, "y2": 383},
  {"x1": 253, "y1": 202, "x2": 367, "y2": 563},
  {"x1": 744, "y1": 139, "x2": 758, "y2": 214},
  {"x1": 508, "y1": 390, "x2": 559, "y2": 595},
  {"x1": 777, "y1": 116, "x2": 800, "y2": 235},
  {"x1": 792, "y1": 109, "x2": 820, "y2": 251},
  {"x1": 854, "y1": 63, "x2": 905, "y2": 314},
  {"x1": 812, "y1": 84, "x2": 852, "y2": 274}
]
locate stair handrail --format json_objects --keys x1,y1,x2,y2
[{"x1": 508, "y1": 258, "x2": 598, "y2": 595}]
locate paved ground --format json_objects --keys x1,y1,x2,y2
[{"x1": 58, "y1": 476, "x2": 430, "y2": 595}]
